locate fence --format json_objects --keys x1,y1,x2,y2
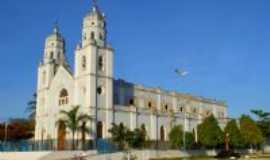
[
  {"x1": 0, "y1": 140, "x2": 92, "y2": 152},
  {"x1": 0, "y1": 140, "x2": 175, "y2": 152}
]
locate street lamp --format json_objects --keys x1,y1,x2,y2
[{"x1": 175, "y1": 68, "x2": 189, "y2": 151}]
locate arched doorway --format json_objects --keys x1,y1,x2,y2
[
  {"x1": 57, "y1": 122, "x2": 66, "y2": 150},
  {"x1": 97, "y1": 121, "x2": 103, "y2": 139},
  {"x1": 160, "y1": 126, "x2": 165, "y2": 141}
]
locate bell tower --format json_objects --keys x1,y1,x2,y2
[
  {"x1": 35, "y1": 24, "x2": 68, "y2": 140},
  {"x1": 81, "y1": 1, "x2": 106, "y2": 48},
  {"x1": 38, "y1": 24, "x2": 67, "y2": 90},
  {"x1": 74, "y1": 0, "x2": 114, "y2": 138}
]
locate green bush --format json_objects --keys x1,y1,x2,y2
[
  {"x1": 169, "y1": 125, "x2": 183, "y2": 149},
  {"x1": 197, "y1": 115, "x2": 223, "y2": 149}
]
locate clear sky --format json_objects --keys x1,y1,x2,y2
[{"x1": 0, "y1": 0, "x2": 269, "y2": 120}]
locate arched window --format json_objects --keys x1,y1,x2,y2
[
  {"x1": 42, "y1": 71, "x2": 46, "y2": 84},
  {"x1": 97, "y1": 86, "x2": 103, "y2": 95},
  {"x1": 50, "y1": 52, "x2": 54, "y2": 59},
  {"x1": 180, "y1": 107, "x2": 184, "y2": 112},
  {"x1": 91, "y1": 32, "x2": 95, "y2": 39},
  {"x1": 129, "y1": 98, "x2": 134, "y2": 106},
  {"x1": 148, "y1": 102, "x2": 152, "y2": 109},
  {"x1": 99, "y1": 33, "x2": 103, "y2": 40},
  {"x1": 98, "y1": 56, "x2": 104, "y2": 71},
  {"x1": 164, "y1": 104, "x2": 168, "y2": 111},
  {"x1": 82, "y1": 56, "x2": 86, "y2": 70},
  {"x1": 160, "y1": 126, "x2": 165, "y2": 141},
  {"x1": 59, "y1": 89, "x2": 69, "y2": 106}
]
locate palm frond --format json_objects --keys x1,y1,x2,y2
[{"x1": 77, "y1": 114, "x2": 94, "y2": 122}]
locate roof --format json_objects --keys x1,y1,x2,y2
[{"x1": 114, "y1": 79, "x2": 227, "y2": 107}]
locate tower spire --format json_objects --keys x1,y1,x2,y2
[{"x1": 92, "y1": 0, "x2": 98, "y2": 10}]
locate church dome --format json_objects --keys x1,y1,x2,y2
[
  {"x1": 84, "y1": 5, "x2": 104, "y2": 21},
  {"x1": 46, "y1": 25, "x2": 64, "y2": 42}
]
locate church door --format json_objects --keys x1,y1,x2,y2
[
  {"x1": 57, "y1": 122, "x2": 66, "y2": 150},
  {"x1": 97, "y1": 121, "x2": 103, "y2": 139}
]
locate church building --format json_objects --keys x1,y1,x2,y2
[{"x1": 35, "y1": 2, "x2": 227, "y2": 147}]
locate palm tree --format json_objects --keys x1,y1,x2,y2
[
  {"x1": 56, "y1": 105, "x2": 93, "y2": 150},
  {"x1": 78, "y1": 121, "x2": 92, "y2": 150},
  {"x1": 109, "y1": 123, "x2": 130, "y2": 150}
]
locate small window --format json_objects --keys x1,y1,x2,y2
[
  {"x1": 91, "y1": 32, "x2": 95, "y2": 39},
  {"x1": 98, "y1": 56, "x2": 104, "y2": 71},
  {"x1": 50, "y1": 52, "x2": 54, "y2": 59},
  {"x1": 82, "y1": 56, "x2": 86, "y2": 70},
  {"x1": 165, "y1": 105, "x2": 168, "y2": 111},
  {"x1": 97, "y1": 86, "x2": 103, "y2": 95},
  {"x1": 180, "y1": 107, "x2": 183, "y2": 112},
  {"x1": 129, "y1": 99, "x2": 134, "y2": 106},
  {"x1": 99, "y1": 33, "x2": 103, "y2": 40},
  {"x1": 148, "y1": 102, "x2": 152, "y2": 108}
]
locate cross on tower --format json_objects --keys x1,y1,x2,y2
[
  {"x1": 92, "y1": 0, "x2": 98, "y2": 7},
  {"x1": 53, "y1": 21, "x2": 59, "y2": 33}
]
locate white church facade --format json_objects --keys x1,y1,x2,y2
[{"x1": 35, "y1": 3, "x2": 227, "y2": 145}]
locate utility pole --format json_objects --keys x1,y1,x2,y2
[
  {"x1": 183, "y1": 113, "x2": 186, "y2": 150},
  {"x1": 4, "y1": 121, "x2": 8, "y2": 143}
]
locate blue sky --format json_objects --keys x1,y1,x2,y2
[{"x1": 0, "y1": 0, "x2": 269, "y2": 120}]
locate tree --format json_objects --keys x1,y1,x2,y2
[
  {"x1": 224, "y1": 119, "x2": 244, "y2": 149},
  {"x1": 26, "y1": 93, "x2": 37, "y2": 120},
  {"x1": 108, "y1": 123, "x2": 130, "y2": 150},
  {"x1": 131, "y1": 124, "x2": 147, "y2": 149},
  {"x1": 197, "y1": 115, "x2": 223, "y2": 149},
  {"x1": 0, "y1": 119, "x2": 34, "y2": 141},
  {"x1": 251, "y1": 109, "x2": 270, "y2": 137},
  {"x1": 185, "y1": 132, "x2": 195, "y2": 149},
  {"x1": 240, "y1": 115, "x2": 264, "y2": 148},
  {"x1": 56, "y1": 105, "x2": 93, "y2": 150},
  {"x1": 78, "y1": 121, "x2": 92, "y2": 150},
  {"x1": 169, "y1": 125, "x2": 183, "y2": 149},
  {"x1": 108, "y1": 123, "x2": 147, "y2": 150}
]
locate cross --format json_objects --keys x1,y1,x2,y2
[{"x1": 92, "y1": 0, "x2": 98, "y2": 7}]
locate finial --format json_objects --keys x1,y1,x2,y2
[
  {"x1": 92, "y1": 0, "x2": 98, "y2": 7},
  {"x1": 92, "y1": 0, "x2": 99, "y2": 11}
]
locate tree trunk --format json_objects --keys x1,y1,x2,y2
[
  {"x1": 82, "y1": 130, "x2": 86, "y2": 150},
  {"x1": 72, "y1": 131, "x2": 75, "y2": 150}
]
